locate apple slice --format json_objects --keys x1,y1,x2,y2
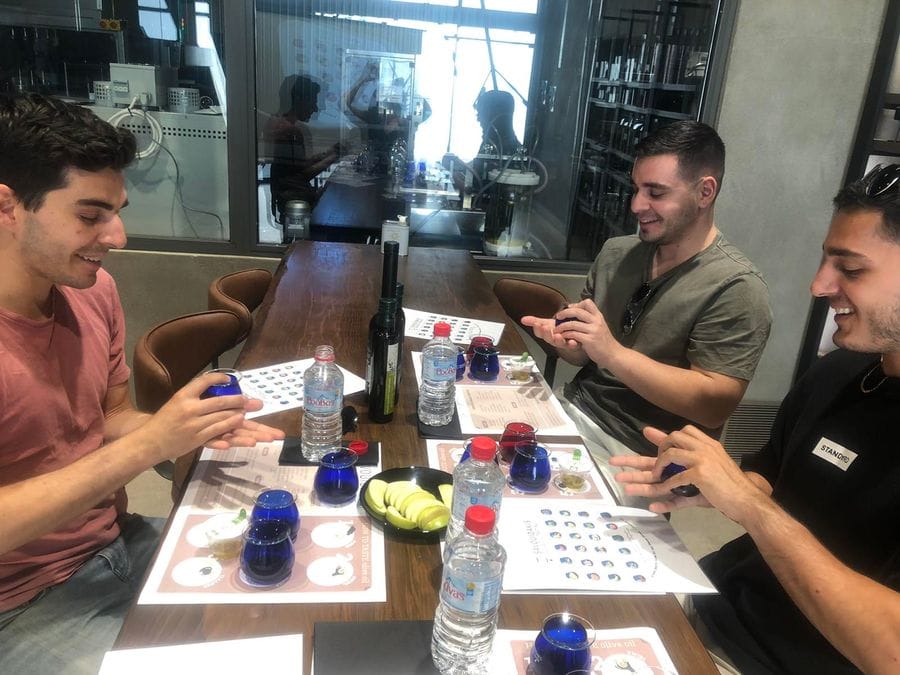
[
  {"x1": 386, "y1": 505, "x2": 417, "y2": 530},
  {"x1": 416, "y1": 503, "x2": 450, "y2": 531},
  {"x1": 438, "y1": 483, "x2": 453, "y2": 508}
]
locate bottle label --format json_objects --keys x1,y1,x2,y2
[
  {"x1": 424, "y1": 355, "x2": 456, "y2": 382},
  {"x1": 439, "y1": 568, "x2": 502, "y2": 614},
  {"x1": 304, "y1": 387, "x2": 342, "y2": 414},
  {"x1": 382, "y1": 342, "x2": 398, "y2": 414}
]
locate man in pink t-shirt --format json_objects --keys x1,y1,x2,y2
[{"x1": 0, "y1": 94, "x2": 284, "y2": 674}]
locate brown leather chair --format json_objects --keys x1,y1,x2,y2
[
  {"x1": 207, "y1": 268, "x2": 273, "y2": 346},
  {"x1": 133, "y1": 310, "x2": 243, "y2": 500},
  {"x1": 493, "y1": 278, "x2": 568, "y2": 388}
]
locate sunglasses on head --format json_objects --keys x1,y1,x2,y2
[
  {"x1": 621, "y1": 282, "x2": 657, "y2": 335},
  {"x1": 864, "y1": 164, "x2": 900, "y2": 200}
]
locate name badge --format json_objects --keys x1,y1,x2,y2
[{"x1": 811, "y1": 436, "x2": 858, "y2": 471}]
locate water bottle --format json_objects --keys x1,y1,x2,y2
[
  {"x1": 418, "y1": 322, "x2": 456, "y2": 427},
  {"x1": 301, "y1": 345, "x2": 344, "y2": 461},
  {"x1": 432, "y1": 505, "x2": 506, "y2": 674},
  {"x1": 446, "y1": 436, "x2": 504, "y2": 542}
]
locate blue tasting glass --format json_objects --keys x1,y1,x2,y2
[
  {"x1": 314, "y1": 449, "x2": 359, "y2": 506},
  {"x1": 456, "y1": 346, "x2": 466, "y2": 380},
  {"x1": 508, "y1": 444, "x2": 551, "y2": 494},
  {"x1": 660, "y1": 462, "x2": 700, "y2": 497},
  {"x1": 530, "y1": 612, "x2": 595, "y2": 675},
  {"x1": 469, "y1": 344, "x2": 500, "y2": 381},
  {"x1": 200, "y1": 368, "x2": 243, "y2": 399},
  {"x1": 240, "y1": 519, "x2": 294, "y2": 587},
  {"x1": 251, "y1": 488, "x2": 300, "y2": 541}
]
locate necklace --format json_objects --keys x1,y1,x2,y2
[{"x1": 860, "y1": 357, "x2": 887, "y2": 394}]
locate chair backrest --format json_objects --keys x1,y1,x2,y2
[
  {"x1": 207, "y1": 268, "x2": 273, "y2": 344},
  {"x1": 133, "y1": 310, "x2": 243, "y2": 413},
  {"x1": 493, "y1": 277, "x2": 567, "y2": 338},
  {"x1": 493, "y1": 278, "x2": 568, "y2": 387}
]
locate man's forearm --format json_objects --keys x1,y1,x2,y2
[
  {"x1": 740, "y1": 497, "x2": 900, "y2": 674},
  {"x1": 0, "y1": 433, "x2": 159, "y2": 556},
  {"x1": 603, "y1": 346, "x2": 742, "y2": 428}
]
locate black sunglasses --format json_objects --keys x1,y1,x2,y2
[
  {"x1": 621, "y1": 282, "x2": 657, "y2": 335},
  {"x1": 864, "y1": 164, "x2": 900, "y2": 199}
]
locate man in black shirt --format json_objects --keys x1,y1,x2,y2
[{"x1": 613, "y1": 164, "x2": 900, "y2": 674}]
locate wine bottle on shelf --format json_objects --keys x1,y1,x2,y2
[{"x1": 367, "y1": 296, "x2": 399, "y2": 423}]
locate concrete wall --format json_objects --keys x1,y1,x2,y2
[{"x1": 711, "y1": 0, "x2": 887, "y2": 401}]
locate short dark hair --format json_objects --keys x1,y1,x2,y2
[
  {"x1": 0, "y1": 93, "x2": 136, "y2": 210},
  {"x1": 634, "y1": 120, "x2": 725, "y2": 195},
  {"x1": 832, "y1": 165, "x2": 900, "y2": 243}
]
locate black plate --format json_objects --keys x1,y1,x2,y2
[{"x1": 358, "y1": 466, "x2": 453, "y2": 542}]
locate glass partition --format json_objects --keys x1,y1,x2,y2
[
  {"x1": 1, "y1": 1, "x2": 232, "y2": 244},
  {"x1": 254, "y1": 0, "x2": 538, "y2": 252}
]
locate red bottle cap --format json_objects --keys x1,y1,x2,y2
[
  {"x1": 464, "y1": 505, "x2": 495, "y2": 535},
  {"x1": 433, "y1": 322, "x2": 451, "y2": 338},
  {"x1": 347, "y1": 440, "x2": 369, "y2": 456},
  {"x1": 469, "y1": 436, "x2": 497, "y2": 462}
]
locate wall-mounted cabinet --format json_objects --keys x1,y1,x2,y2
[{"x1": 566, "y1": 0, "x2": 730, "y2": 260}]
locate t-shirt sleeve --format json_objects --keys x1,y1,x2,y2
[
  {"x1": 687, "y1": 274, "x2": 772, "y2": 381},
  {"x1": 105, "y1": 275, "x2": 131, "y2": 388}
]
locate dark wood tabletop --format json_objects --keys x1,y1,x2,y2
[{"x1": 115, "y1": 241, "x2": 716, "y2": 673}]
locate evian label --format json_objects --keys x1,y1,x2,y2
[{"x1": 811, "y1": 437, "x2": 858, "y2": 471}]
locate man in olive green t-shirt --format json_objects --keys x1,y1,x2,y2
[{"x1": 523, "y1": 121, "x2": 771, "y2": 500}]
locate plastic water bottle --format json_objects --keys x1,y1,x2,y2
[
  {"x1": 418, "y1": 322, "x2": 456, "y2": 427},
  {"x1": 446, "y1": 437, "x2": 504, "y2": 543},
  {"x1": 432, "y1": 505, "x2": 506, "y2": 674},
  {"x1": 301, "y1": 345, "x2": 344, "y2": 461}
]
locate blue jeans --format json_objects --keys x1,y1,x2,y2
[{"x1": 0, "y1": 514, "x2": 164, "y2": 675}]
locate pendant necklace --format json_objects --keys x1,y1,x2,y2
[{"x1": 860, "y1": 356, "x2": 887, "y2": 394}]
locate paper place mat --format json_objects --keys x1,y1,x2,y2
[
  {"x1": 239, "y1": 359, "x2": 366, "y2": 419},
  {"x1": 138, "y1": 441, "x2": 386, "y2": 605},
  {"x1": 404, "y1": 308, "x2": 504, "y2": 345},
  {"x1": 99, "y1": 634, "x2": 303, "y2": 674},
  {"x1": 426, "y1": 440, "x2": 617, "y2": 505},
  {"x1": 411, "y1": 352, "x2": 579, "y2": 437},
  {"x1": 488, "y1": 627, "x2": 679, "y2": 674},
  {"x1": 498, "y1": 502, "x2": 716, "y2": 596}
]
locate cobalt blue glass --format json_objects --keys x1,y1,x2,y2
[
  {"x1": 456, "y1": 347, "x2": 466, "y2": 380},
  {"x1": 469, "y1": 344, "x2": 500, "y2": 381},
  {"x1": 529, "y1": 613, "x2": 595, "y2": 675},
  {"x1": 200, "y1": 368, "x2": 243, "y2": 399},
  {"x1": 314, "y1": 449, "x2": 359, "y2": 506},
  {"x1": 509, "y1": 444, "x2": 551, "y2": 494},
  {"x1": 660, "y1": 463, "x2": 700, "y2": 497},
  {"x1": 240, "y1": 519, "x2": 294, "y2": 586},
  {"x1": 251, "y1": 488, "x2": 300, "y2": 541}
]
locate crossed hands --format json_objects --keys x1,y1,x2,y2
[
  {"x1": 521, "y1": 299, "x2": 619, "y2": 368},
  {"x1": 136, "y1": 371, "x2": 285, "y2": 464},
  {"x1": 610, "y1": 425, "x2": 764, "y2": 523}
]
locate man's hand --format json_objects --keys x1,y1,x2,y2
[
  {"x1": 552, "y1": 299, "x2": 621, "y2": 368},
  {"x1": 133, "y1": 372, "x2": 284, "y2": 462},
  {"x1": 612, "y1": 425, "x2": 768, "y2": 521},
  {"x1": 610, "y1": 449, "x2": 711, "y2": 513},
  {"x1": 521, "y1": 311, "x2": 589, "y2": 365}
]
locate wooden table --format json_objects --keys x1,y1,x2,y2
[{"x1": 115, "y1": 241, "x2": 716, "y2": 673}]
